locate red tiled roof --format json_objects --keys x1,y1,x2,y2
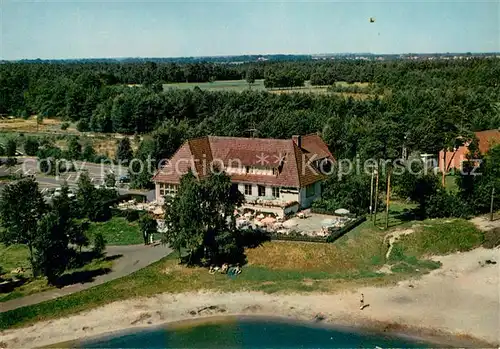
[
  {"x1": 475, "y1": 129, "x2": 500, "y2": 154},
  {"x1": 152, "y1": 135, "x2": 334, "y2": 188}
]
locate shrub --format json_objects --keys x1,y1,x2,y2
[
  {"x1": 24, "y1": 137, "x2": 40, "y2": 156},
  {"x1": 125, "y1": 209, "x2": 140, "y2": 222},
  {"x1": 61, "y1": 122, "x2": 70, "y2": 130},
  {"x1": 92, "y1": 232, "x2": 106, "y2": 256},
  {"x1": 425, "y1": 190, "x2": 471, "y2": 218},
  {"x1": 76, "y1": 119, "x2": 90, "y2": 132}
]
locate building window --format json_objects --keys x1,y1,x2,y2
[
  {"x1": 306, "y1": 184, "x2": 315, "y2": 198},
  {"x1": 160, "y1": 183, "x2": 178, "y2": 196},
  {"x1": 258, "y1": 185, "x2": 266, "y2": 197},
  {"x1": 272, "y1": 187, "x2": 280, "y2": 198},
  {"x1": 244, "y1": 184, "x2": 252, "y2": 196}
]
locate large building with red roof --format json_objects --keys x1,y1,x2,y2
[{"x1": 152, "y1": 134, "x2": 334, "y2": 213}]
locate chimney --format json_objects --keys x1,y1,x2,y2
[{"x1": 292, "y1": 135, "x2": 302, "y2": 148}]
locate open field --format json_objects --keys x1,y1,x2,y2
[
  {"x1": 163, "y1": 79, "x2": 378, "y2": 99},
  {"x1": 87, "y1": 217, "x2": 142, "y2": 246},
  {"x1": 0, "y1": 215, "x2": 488, "y2": 332},
  {"x1": 163, "y1": 79, "x2": 266, "y2": 92},
  {"x1": 0, "y1": 125, "x2": 137, "y2": 159},
  {"x1": 0, "y1": 117, "x2": 71, "y2": 133}
]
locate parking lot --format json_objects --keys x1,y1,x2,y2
[{"x1": 0, "y1": 157, "x2": 155, "y2": 201}]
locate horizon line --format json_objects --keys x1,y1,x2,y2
[{"x1": 2, "y1": 51, "x2": 500, "y2": 62}]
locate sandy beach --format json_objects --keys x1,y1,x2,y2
[{"x1": 1, "y1": 247, "x2": 499, "y2": 348}]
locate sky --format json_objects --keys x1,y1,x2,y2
[{"x1": 1, "y1": 0, "x2": 499, "y2": 60}]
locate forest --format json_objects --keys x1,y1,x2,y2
[
  {"x1": 1, "y1": 59, "x2": 499, "y2": 158},
  {"x1": 0, "y1": 57, "x2": 499, "y2": 234}
]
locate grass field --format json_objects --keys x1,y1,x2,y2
[
  {"x1": 0, "y1": 244, "x2": 114, "y2": 303},
  {"x1": 0, "y1": 213, "x2": 486, "y2": 330},
  {"x1": 163, "y1": 79, "x2": 266, "y2": 92},
  {"x1": 0, "y1": 117, "x2": 69, "y2": 133},
  {"x1": 87, "y1": 217, "x2": 142, "y2": 246},
  {"x1": 163, "y1": 79, "x2": 378, "y2": 99}
]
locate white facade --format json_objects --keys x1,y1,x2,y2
[{"x1": 155, "y1": 180, "x2": 322, "y2": 209}]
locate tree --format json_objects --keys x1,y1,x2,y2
[
  {"x1": 139, "y1": 214, "x2": 157, "y2": 245},
  {"x1": 67, "y1": 137, "x2": 82, "y2": 160},
  {"x1": 92, "y1": 232, "x2": 106, "y2": 256},
  {"x1": 116, "y1": 138, "x2": 133, "y2": 165},
  {"x1": 36, "y1": 114, "x2": 43, "y2": 132},
  {"x1": 5, "y1": 139, "x2": 16, "y2": 157},
  {"x1": 104, "y1": 171, "x2": 116, "y2": 188},
  {"x1": 314, "y1": 173, "x2": 373, "y2": 216},
  {"x1": 34, "y1": 211, "x2": 71, "y2": 284},
  {"x1": 161, "y1": 170, "x2": 244, "y2": 265},
  {"x1": 130, "y1": 138, "x2": 155, "y2": 189},
  {"x1": 0, "y1": 177, "x2": 47, "y2": 274},
  {"x1": 82, "y1": 144, "x2": 97, "y2": 162},
  {"x1": 246, "y1": 68, "x2": 257, "y2": 88},
  {"x1": 24, "y1": 137, "x2": 39, "y2": 156},
  {"x1": 76, "y1": 171, "x2": 116, "y2": 221}
]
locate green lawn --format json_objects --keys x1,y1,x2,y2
[
  {"x1": 87, "y1": 217, "x2": 142, "y2": 245},
  {"x1": 0, "y1": 243, "x2": 114, "y2": 303},
  {"x1": 445, "y1": 174, "x2": 459, "y2": 193}
]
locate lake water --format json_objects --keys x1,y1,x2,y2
[{"x1": 77, "y1": 317, "x2": 433, "y2": 348}]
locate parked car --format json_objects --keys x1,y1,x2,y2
[{"x1": 119, "y1": 175, "x2": 130, "y2": 184}]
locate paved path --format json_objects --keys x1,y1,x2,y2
[{"x1": 0, "y1": 244, "x2": 172, "y2": 313}]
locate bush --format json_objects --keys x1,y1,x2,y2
[
  {"x1": 92, "y1": 232, "x2": 106, "y2": 256},
  {"x1": 61, "y1": 122, "x2": 70, "y2": 130},
  {"x1": 425, "y1": 190, "x2": 471, "y2": 219},
  {"x1": 24, "y1": 137, "x2": 40, "y2": 156},
  {"x1": 125, "y1": 209, "x2": 140, "y2": 222},
  {"x1": 76, "y1": 118, "x2": 90, "y2": 132}
]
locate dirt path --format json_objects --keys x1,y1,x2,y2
[
  {"x1": 0, "y1": 244, "x2": 172, "y2": 313},
  {"x1": 470, "y1": 215, "x2": 500, "y2": 232}
]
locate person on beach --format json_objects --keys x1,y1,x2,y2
[{"x1": 359, "y1": 293, "x2": 364, "y2": 310}]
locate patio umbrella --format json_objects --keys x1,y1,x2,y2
[
  {"x1": 256, "y1": 213, "x2": 265, "y2": 220},
  {"x1": 282, "y1": 220, "x2": 298, "y2": 228},
  {"x1": 335, "y1": 208, "x2": 350, "y2": 215},
  {"x1": 321, "y1": 218, "x2": 335, "y2": 226},
  {"x1": 261, "y1": 216, "x2": 276, "y2": 225}
]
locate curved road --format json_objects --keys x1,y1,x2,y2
[{"x1": 0, "y1": 244, "x2": 172, "y2": 313}]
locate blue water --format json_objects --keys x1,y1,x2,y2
[{"x1": 78, "y1": 317, "x2": 432, "y2": 348}]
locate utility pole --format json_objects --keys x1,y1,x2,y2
[
  {"x1": 490, "y1": 187, "x2": 496, "y2": 222},
  {"x1": 373, "y1": 165, "x2": 380, "y2": 225},
  {"x1": 369, "y1": 168, "x2": 375, "y2": 220},
  {"x1": 385, "y1": 168, "x2": 392, "y2": 230}
]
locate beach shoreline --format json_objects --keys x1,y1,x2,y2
[
  {"x1": 2, "y1": 247, "x2": 499, "y2": 348},
  {"x1": 42, "y1": 314, "x2": 493, "y2": 348}
]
